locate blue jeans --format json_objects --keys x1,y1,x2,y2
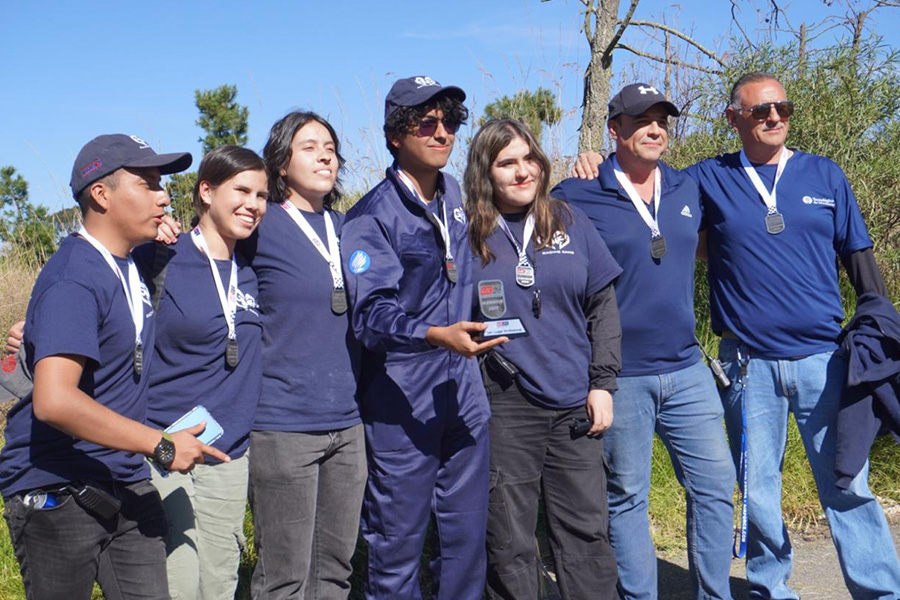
[
  {"x1": 718, "y1": 340, "x2": 900, "y2": 600},
  {"x1": 605, "y1": 359, "x2": 735, "y2": 600}
]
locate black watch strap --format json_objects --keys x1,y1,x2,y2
[{"x1": 152, "y1": 431, "x2": 176, "y2": 469}]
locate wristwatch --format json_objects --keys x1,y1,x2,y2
[{"x1": 152, "y1": 431, "x2": 176, "y2": 469}]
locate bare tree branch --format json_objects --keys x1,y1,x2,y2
[
  {"x1": 626, "y1": 20, "x2": 726, "y2": 65},
  {"x1": 602, "y1": 0, "x2": 640, "y2": 67},
  {"x1": 730, "y1": 0, "x2": 755, "y2": 46},
  {"x1": 616, "y1": 43, "x2": 725, "y2": 74}
]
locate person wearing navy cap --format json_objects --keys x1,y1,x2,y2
[
  {"x1": 554, "y1": 84, "x2": 736, "y2": 600},
  {"x1": 0, "y1": 134, "x2": 228, "y2": 600},
  {"x1": 340, "y1": 76, "x2": 506, "y2": 600},
  {"x1": 685, "y1": 72, "x2": 900, "y2": 600}
]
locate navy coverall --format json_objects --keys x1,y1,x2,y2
[{"x1": 340, "y1": 166, "x2": 490, "y2": 600}]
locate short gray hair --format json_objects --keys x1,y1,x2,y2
[{"x1": 729, "y1": 72, "x2": 780, "y2": 110}]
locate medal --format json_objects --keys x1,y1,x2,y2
[
  {"x1": 446, "y1": 259, "x2": 459, "y2": 283},
  {"x1": 226, "y1": 338, "x2": 239, "y2": 368},
  {"x1": 740, "y1": 148, "x2": 790, "y2": 237},
  {"x1": 478, "y1": 280, "x2": 507, "y2": 319},
  {"x1": 497, "y1": 214, "x2": 536, "y2": 289},
  {"x1": 515, "y1": 264, "x2": 535, "y2": 287},
  {"x1": 650, "y1": 235, "x2": 667, "y2": 259},
  {"x1": 280, "y1": 203, "x2": 348, "y2": 310},
  {"x1": 191, "y1": 227, "x2": 240, "y2": 372},
  {"x1": 77, "y1": 227, "x2": 146, "y2": 378},
  {"x1": 133, "y1": 344, "x2": 143, "y2": 376},
  {"x1": 395, "y1": 168, "x2": 459, "y2": 287},
  {"x1": 612, "y1": 156, "x2": 665, "y2": 262},
  {"x1": 331, "y1": 287, "x2": 348, "y2": 314},
  {"x1": 765, "y1": 212, "x2": 785, "y2": 235}
]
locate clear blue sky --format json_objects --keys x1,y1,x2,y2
[{"x1": 2, "y1": 0, "x2": 897, "y2": 212}]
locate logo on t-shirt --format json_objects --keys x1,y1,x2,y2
[
  {"x1": 802, "y1": 195, "x2": 835, "y2": 207},
  {"x1": 348, "y1": 250, "x2": 371, "y2": 275},
  {"x1": 236, "y1": 288, "x2": 259, "y2": 316},
  {"x1": 139, "y1": 282, "x2": 154, "y2": 317},
  {"x1": 453, "y1": 207, "x2": 466, "y2": 224},
  {"x1": 681, "y1": 205, "x2": 693, "y2": 218},
  {"x1": 550, "y1": 231, "x2": 570, "y2": 250}
]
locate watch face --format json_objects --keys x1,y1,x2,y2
[{"x1": 155, "y1": 438, "x2": 176, "y2": 467}]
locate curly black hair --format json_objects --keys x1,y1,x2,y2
[{"x1": 383, "y1": 93, "x2": 469, "y2": 158}]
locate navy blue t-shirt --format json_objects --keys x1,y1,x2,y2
[
  {"x1": 238, "y1": 204, "x2": 360, "y2": 432},
  {"x1": 472, "y1": 205, "x2": 621, "y2": 408},
  {"x1": 686, "y1": 150, "x2": 872, "y2": 358},
  {"x1": 0, "y1": 234, "x2": 155, "y2": 497},
  {"x1": 553, "y1": 157, "x2": 703, "y2": 376},
  {"x1": 133, "y1": 234, "x2": 262, "y2": 461}
]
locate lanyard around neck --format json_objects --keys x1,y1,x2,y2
[
  {"x1": 191, "y1": 227, "x2": 238, "y2": 342},
  {"x1": 496, "y1": 213, "x2": 535, "y2": 267},
  {"x1": 280, "y1": 201, "x2": 344, "y2": 290},
  {"x1": 395, "y1": 168, "x2": 454, "y2": 263},
  {"x1": 612, "y1": 155, "x2": 662, "y2": 237},
  {"x1": 739, "y1": 147, "x2": 789, "y2": 215},
  {"x1": 77, "y1": 227, "x2": 144, "y2": 348}
]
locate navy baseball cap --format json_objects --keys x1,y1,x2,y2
[
  {"x1": 384, "y1": 76, "x2": 466, "y2": 122},
  {"x1": 70, "y1": 134, "x2": 192, "y2": 199},
  {"x1": 608, "y1": 83, "x2": 679, "y2": 120}
]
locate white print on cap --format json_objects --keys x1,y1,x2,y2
[
  {"x1": 415, "y1": 77, "x2": 439, "y2": 88},
  {"x1": 638, "y1": 85, "x2": 659, "y2": 95},
  {"x1": 681, "y1": 205, "x2": 693, "y2": 218},
  {"x1": 129, "y1": 135, "x2": 150, "y2": 149}
]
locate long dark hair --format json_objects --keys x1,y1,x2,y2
[
  {"x1": 192, "y1": 145, "x2": 266, "y2": 219},
  {"x1": 263, "y1": 111, "x2": 344, "y2": 208},
  {"x1": 464, "y1": 119, "x2": 571, "y2": 265}
]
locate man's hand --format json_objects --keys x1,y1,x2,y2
[
  {"x1": 168, "y1": 422, "x2": 231, "y2": 474},
  {"x1": 6, "y1": 320, "x2": 24, "y2": 355},
  {"x1": 425, "y1": 321, "x2": 508, "y2": 358},
  {"x1": 586, "y1": 389, "x2": 614, "y2": 435},
  {"x1": 572, "y1": 151, "x2": 604, "y2": 180},
  {"x1": 156, "y1": 215, "x2": 181, "y2": 244}
]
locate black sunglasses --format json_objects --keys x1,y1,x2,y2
[
  {"x1": 736, "y1": 101, "x2": 794, "y2": 120},
  {"x1": 414, "y1": 117, "x2": 461, "y2": 137}
]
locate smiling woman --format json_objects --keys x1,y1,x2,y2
[{"x1": 138, "y1": 144, "x2": 269, "y2": 600}]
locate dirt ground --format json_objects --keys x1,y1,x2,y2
[{"x1": 659, "y1": 509, "x2": 900, "y2": 599}]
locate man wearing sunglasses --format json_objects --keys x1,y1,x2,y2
[
  {"x1": 573, "y1": 71, "x2": 900, "y2": 599},
  {"x1": 687, "y1": 71, "x2": 900, "y2": 600},
  {"x1": 340, "y1": 76, "x2": 505, "y2": 600}
]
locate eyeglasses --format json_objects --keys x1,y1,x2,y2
[
  {"x1": 414, "y1": 117, "x2": 461, "y2": 137},
  {"x1": 736, "y1": 101, "x2": 794, "y2": 120}
]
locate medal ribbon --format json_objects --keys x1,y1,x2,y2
[
  {"x1": 496, "y1": 213, "x2": 535, "y2": 269},
  {"x1": 190, "y1": 227, "x2": 238, "y2": 342},
  {"x1": 77, "y1": 227, "x2": 144, "y2": 351},
  {"x1": 395, "y1": 168, "x2": 455, "y2": 265},
  {"x1": 612, "y1": 155, "x2": 662, "y2": 237},
  {"x1": 739, "y1": 147, "x2": 789, "y2": 216},
  {"x1": 280, "y1": 201, "x2": 344, "y2": 291}
]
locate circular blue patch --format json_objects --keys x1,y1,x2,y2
[{"x1": 348, "y1": 250, "x2": 371, "y2": 275}]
